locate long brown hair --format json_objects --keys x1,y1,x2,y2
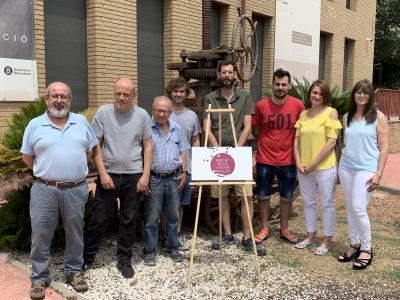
[{"x1": 346, "y1": 79, "x2": 377, "y2": 127}]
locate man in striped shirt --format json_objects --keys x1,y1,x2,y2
[{"x1": 143, "y1": 96, "x2": 189, "y2": 266}]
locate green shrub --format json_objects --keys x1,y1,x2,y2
[
  {"x1": 0, "y1": 186, "x2": 94, "y2": 250},
  {"x1": 263, "y1": 77, "x2": 350, "y2": 116}
]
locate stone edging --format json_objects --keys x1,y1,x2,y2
[{"x1": 0, "y1": 252, "x2": 88, "y2": 300}]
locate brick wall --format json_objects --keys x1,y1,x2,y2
[
  {"x1": 0, "y1": 0, "x2": 377, "y2": 131},
  {"x1": 320, "y1": 0, "x2": 376, "y2": 89},
  {"x1": 388, "y1": 120, "x2": 400, "y2": 154}
]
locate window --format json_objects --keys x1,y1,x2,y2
[
  {"x1": 137, "y1": 0, "x2": 164, "y2": 113},
  {"x1": 343, "y1": 38, "x2": 354, "y2": 91},
  {"x1": 318, "y1": 34, "x2": 326, "y2": 80},
  {"x1": 211, "y1": 3, "x2": 221, "y2": 48},
  {"x1": 44, "y1": 0, "x2": 88, "y2": 112}
]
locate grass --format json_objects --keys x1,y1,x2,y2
[{"x1": 387, "y1": 268, "x2": 400, "y2": 281}]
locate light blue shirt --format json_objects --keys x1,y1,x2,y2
[
  {"x1": 339, "y1": 115, "x2": 379, "y2": 172},
  {"x1": 21, "y1": 112, "x2": 98, "y2": 181},
  {"x1": 151, "y1": 118, "x2": 189, "y2": 173}
]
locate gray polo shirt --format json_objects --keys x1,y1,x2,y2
[
  {"x1": 204, "y1": 88, "x2": 255, "y2": 146},
  {"x1": 92, "y1": 104, "x2": 152, "y2": 174}
]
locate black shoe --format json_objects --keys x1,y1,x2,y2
[
  {"x1": 166, "y1": 249, "x2": 183, "y2": 262},
  {"x1": 338, "y1": 244, "x2": 360, "y2": 262},
  {"x1": 144, "y1": 253, "x2": 156, "y2": 266},
  {"x1": 211, "y1": 234, "x2": 234, "y2": 250},
  {"x1": 117, "y1": 263, "x2": 135, "y2": 278},
  {"x1": 353, "y1": 250, "x2": 373, "y2": 270},
  {"x1": 83, "y1": 254, "x2": 95, "y2": 270},
  {"x1": 241, "y1": 238, "x2": 267, "y2": 256}
]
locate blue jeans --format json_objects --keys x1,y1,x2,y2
[
  {"x1": 144, "y1": 174, "x2": 180, "y2": 254},
  {"x1": 256, "y1": 162, "x2": 297, "y2": 202},
  {"x1": 30, "y1": 181, "x2": 88, "y2": 283},
  {"x1": 180, "y1": 173, "x2": 192, "y2": 206}
]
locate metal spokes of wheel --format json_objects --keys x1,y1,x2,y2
[{"x1": 231, "y1": 15, "x2": 258, "y2": 83}]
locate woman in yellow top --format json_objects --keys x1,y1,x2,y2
[{"x1": 293, "y1": 80, "x2": 342, "y2": 255}]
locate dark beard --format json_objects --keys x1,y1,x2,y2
[
  {"x1": 273, "y1": 90, "x2": 289, "y2": 100},
  {"x1": 219, "y1": 78, "x2": 236, "y2": 89}
]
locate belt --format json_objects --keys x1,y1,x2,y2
[
  {"x1": 35, "y1": 177, "x2": 86, "y2": 189},
  {"x1": 150, "y1": 168, "x2": 180, "y2": 178}
]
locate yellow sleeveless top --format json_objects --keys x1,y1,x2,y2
[{"x1": 294, "y1": 107, "x2": 342, "y2": 170}]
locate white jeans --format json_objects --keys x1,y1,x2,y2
[
  {"x1": 297, "y1": 167, "x2": 337, "y2": 237},
  {"x1": 338, "y1": 167, "x2": 373, "y2": 251}
]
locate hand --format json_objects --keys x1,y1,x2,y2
[
  {"x1": 177, "y1": 172, "x2": 187, "y2": 192},
  {"x1": 304, "y1": 164, "x2": 315, "y2": 174},
  {"x1": 137, "y1": 174, "x2": 150, "y2": 195},
  {"x1": 366, "y1": 174, "x2": 380, "y2": 192},
  {"x1": 99, "y1": 172, "x2": 115, "y2": 189},
  {"x1": 296, "y1": 163, "x2": 306, "y2": 174}
]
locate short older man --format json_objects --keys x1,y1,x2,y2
[
  {"x1": 143, "y1": 96, "x2": 189, "y2": 266},
  {"x1": 21, "y1": 82, "x2": 97, "y2": 299},
  {"x1": 84, "y1": 78, "x2": 152, "y2": 278}
]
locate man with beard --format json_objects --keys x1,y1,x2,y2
[
  {"x1": 164, "y1": 78, "x2": 201, "y2": 250},
  {"x1": 252, "y1": 68, "x2": 304, "y2": 245},
  {"x1": 21, "y1": 82, "x2": 98, "y2": 299},
  {"x1": 84, "y1": 77, "x2": 152, "y2": 278},
  {"x1": 204, "y1": 60, "x2": 265, "y2": 256}
]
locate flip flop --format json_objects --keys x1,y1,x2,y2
[{"x1": 294, "y1": 240, "x2": 316, "y2": 249}]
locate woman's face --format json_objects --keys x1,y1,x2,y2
[
  {"x1": 310, "y1": 85, "x2": 324, "y2": 107},
  {"x1": 354, "y1": 89, "x2": 371, "y2": 108}
]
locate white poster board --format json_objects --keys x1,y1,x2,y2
[{"x1": 191, "y1": 147, "x2": 253, "y2": 181}]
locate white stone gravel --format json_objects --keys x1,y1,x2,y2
[{"x1": 8, "y1": 232, "x2": 400, "y2": 300}]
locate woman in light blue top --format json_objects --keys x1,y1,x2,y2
[{"x1": 338, "y1": 79, "x2": 388, "y2": 270}]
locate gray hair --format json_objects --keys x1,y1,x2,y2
[{"x1": 45, "y1": 82, "x2": 72, "y2": 98}]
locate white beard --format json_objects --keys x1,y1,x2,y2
[{"x1": 48, "y1": 106, "x2": 69, "y2": 118}]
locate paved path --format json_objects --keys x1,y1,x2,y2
[
  {"x1": 0, "y1": 255, "x2": 65, "y2": 300},
  {"x1": 380, "y1": 153, "x2": 400, "y2": 193}
]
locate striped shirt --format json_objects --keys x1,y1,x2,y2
[{"x1": 151, "y1": 118, "x2": 189, "y2": 173}]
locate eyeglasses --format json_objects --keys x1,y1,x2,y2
[
  {"x1": 355, "y1": 91, "x2": 371, "y2": 96},
  {"x1": 152, "y1": 108, "x2": 171, "y2": 115},
  {"x1": 49, "y1": 94, "x2": 70, "y2": 100}
]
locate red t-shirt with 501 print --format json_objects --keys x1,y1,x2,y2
[{"x1": 252, "y1": 96, "x2": 304, "y2": 165}]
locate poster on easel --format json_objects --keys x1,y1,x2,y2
[{"x1": 191, "y1": 147, "x2": 253, "y2": 181}]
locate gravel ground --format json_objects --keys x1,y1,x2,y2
[{"x1": 8, "y1": 231, "x2": 400, "y2": 300}]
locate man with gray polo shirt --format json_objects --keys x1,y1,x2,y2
[
  {"x1": 21, "y1": 82, "x2": 97, "y2": 299},
  {"x1": 84, "y1": 77, "x2": 152, "y2": 278}
]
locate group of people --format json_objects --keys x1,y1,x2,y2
[{"x1": 21, "y1": 61, "x2": 388, "y2": 300}]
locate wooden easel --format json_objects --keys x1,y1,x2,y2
[{"x1": 187, "y1": 104, "x2": 262, "y2": 284}]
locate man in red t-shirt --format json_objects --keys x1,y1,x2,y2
[{"x1": 252, "y1": 69, "x2": 304, "y2": 244}]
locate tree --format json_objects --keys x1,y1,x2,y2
[{"x1": 374, "y1": 0, "x2": 400, "y2": 87}]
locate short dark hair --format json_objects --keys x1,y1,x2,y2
[
  {"x1": 273, "y1": 68, "x2": 291, "y2": 84},
  {"x1": 217, "y1": 60, "x2": 236, "y2": 72},
  {"x1": 307, "y1": 80, "x2": 331, "y2": 106},
  {"x1": 165, "y1": 78, "x2": 190, "y2": 98}
]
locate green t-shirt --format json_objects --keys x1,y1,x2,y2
[{"x1": 204, "y1": 88, "x2": 255, "y2": 146}]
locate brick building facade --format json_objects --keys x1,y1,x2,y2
[{"x1": 0, "y1": 0, "x2": 377, "y2": 129}]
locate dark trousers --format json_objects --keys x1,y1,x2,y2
[{"x1": 84, "y1": 173, "x2": 140, "y2": 264}]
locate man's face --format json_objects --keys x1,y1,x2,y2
[
  {"x1": 272, "y1": 76, "x2": 291, "y2": 100},
  {"x1": 114, "y1": 81, "x2": 135, "y2": 112},
  {"x1": 218, "y1": 64, "x2": 237, "y2": 88},
  {"x1": 170, "y1": 87, "x2": 187, "y2": 105},
  {"x1": 152, "y1": 100, "x2": 172, "y2": 126},
  {"x1": 45, "y1": 83, "x2": 71, "y2": 118}
]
